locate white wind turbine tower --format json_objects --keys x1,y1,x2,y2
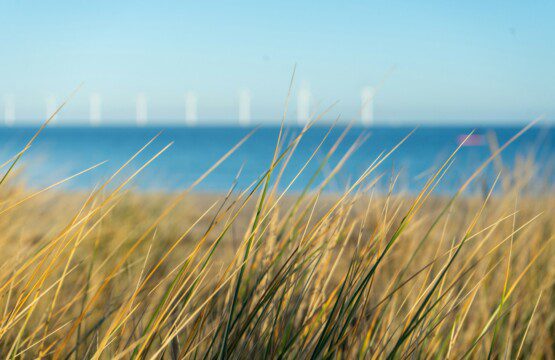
[
  {"x1": 238, "y1": 89, "x2": 251, "y2": 126},
  {"x1": 3, "y1": 94, "x2": 15, "y2": 126},
  {"x1": 185, "y1": 91, "x2": 198, "y2": 126},
  {"x1": 136, "y1": 93, "x2": 148, "y2": 126},
  {"x1": 46, "y1": 95, "x2": 58, "y2": 121},
  {"x1": 89, "y1": 93, "x2": 102, "y2": 126},
  {"x1": 297, "y1": 81, "x2": 311, "y2": 125},
  {"x1": 361, "y1": 86, "x2": 376, "y2": 126}
]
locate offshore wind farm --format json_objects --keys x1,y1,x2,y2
[{"x1": 1, "y1": 86, "x2": 377, "y2": 127}]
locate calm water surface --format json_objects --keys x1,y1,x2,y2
[{"x1": 0, "y1": 125, "x2": 553, "y2": 193}]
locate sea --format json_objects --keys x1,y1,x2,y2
[{"x1": 0, "y1": 125, "x2": 553, "y2": 194}]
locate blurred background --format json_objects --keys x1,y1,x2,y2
[{"x1": 0, "y1": 0, "x2": 553, "y2": 192}]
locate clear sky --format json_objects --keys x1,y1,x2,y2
[{"x1": 1, "y1": 0, "x2": 554, "y2": 125}]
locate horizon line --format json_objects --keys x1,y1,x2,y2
[{"x1": 0, "y1": 119, "x2": 552, "y2": 128}]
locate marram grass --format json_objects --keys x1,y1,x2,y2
[{"x1": 0, "y1": 121, "x2": 553, "y2": 359}]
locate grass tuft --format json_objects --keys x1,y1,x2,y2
[{"x1": 0, "y1": 116, "x2": 552, "y2": 359}]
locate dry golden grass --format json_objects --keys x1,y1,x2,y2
[{"x1": 0, "y1": 119, "x2": 553, "y2": 359}]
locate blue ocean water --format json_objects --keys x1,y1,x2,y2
[{"x1": 0, "y1": 125, "x2": 553, "y2": 194}]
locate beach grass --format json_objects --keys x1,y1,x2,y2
[{"x1": 0, "y1": 116, "x2": 553, "y2": 359}]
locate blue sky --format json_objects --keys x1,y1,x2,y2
[{"x1": 0, "y1": 0, "x2": 554, "y2": 125}]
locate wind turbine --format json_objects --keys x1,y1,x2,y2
[
  {"x1": 297, "y1": 81, "x2": 310, "y2": 125},
  {"x1": 238, "y1": 89, "x2": 251, "y2": 126},
  {"x1": 136, "y1": 93, "x2": 147, "y2": 126},
  {"x1": 361, "y1": 86, "x2": 375, "y2": 126},
  {"x1": 46, "y1": 95, "x2": 58, "y2": 122},
  {"x1": 3, "y1": 94, "x2": 15, "y2": 126},
  {"x1": 89, "y1": 93, "x2": 102, "y2": 126},
  {"x1": 185, "y1": 91, "x2": 198, "y2": 126}
]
